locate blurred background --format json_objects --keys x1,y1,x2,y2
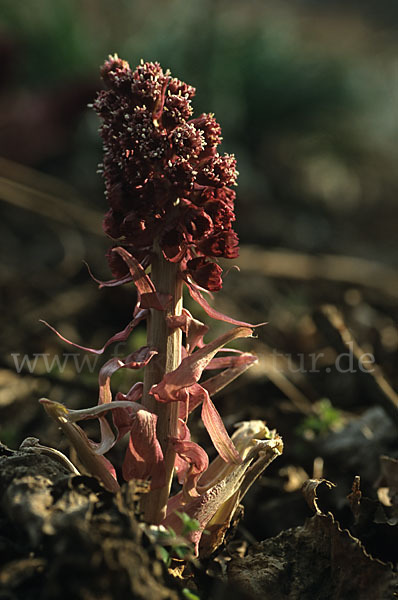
[{"x1": 1, "y1": 0, "x2": 397, "y2": 546}]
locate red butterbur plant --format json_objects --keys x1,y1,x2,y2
[{"x1": 40, "y1": 55, "x2": 283, "y2": 557}]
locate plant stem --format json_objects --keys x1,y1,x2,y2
[{"x1": 141, "y1": 249, "x2": 183, "y2": 523}]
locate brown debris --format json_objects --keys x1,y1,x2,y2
[
  {"x1": 0, "y1": 444, "x2": 178, "y2": 600},
  {"x1": 228, "y1": 507, "x2": 397, "y2": 600},
  {"x1": 313, "y1": 304, "x2": 398, "y2": 426},
  {"x1": 302, "y1": 478, "x2": 336, "y2": 515},
  {"x1": 228, "y1": 478, "x2": 398, "y2": 599}
]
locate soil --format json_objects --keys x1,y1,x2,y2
[{"x1": 0, "y1": 443, "x2": 180, "y2": 600}]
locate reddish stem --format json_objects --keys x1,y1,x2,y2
[{"x1": 141, "y1": 249, "x2": 183, "y2": 523}]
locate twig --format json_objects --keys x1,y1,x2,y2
[
  {"x1": 0, "y1": 157, "x2": 102, "y2": 235},
  {"x1": 313, "y1": 304, "x2": 398, "y2": 427},
  {"x1": 237, "y1": 246, "x2": 398, "y2": 300},
  {"x1": 258, "y1": 350, "x2": 314, "y2": 415}
]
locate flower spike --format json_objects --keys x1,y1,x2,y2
[
  {"x1": 38, "y1": 57, "x2": 283, "y2": 548},
  {"x1": 94, "y1": 57, "x2": 239, "y2": 292}
]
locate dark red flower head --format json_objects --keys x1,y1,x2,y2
[{"x1": 94, "y1": 55, "x2": 239, "y2": 290}]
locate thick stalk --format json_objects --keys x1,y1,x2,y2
[{"x1": 141, "y1": 250, "x2": 183, "y2": 523}]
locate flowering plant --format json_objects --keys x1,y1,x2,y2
[{"x1": 41, "y1": 56, "x2": 283, "y2": 556}]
